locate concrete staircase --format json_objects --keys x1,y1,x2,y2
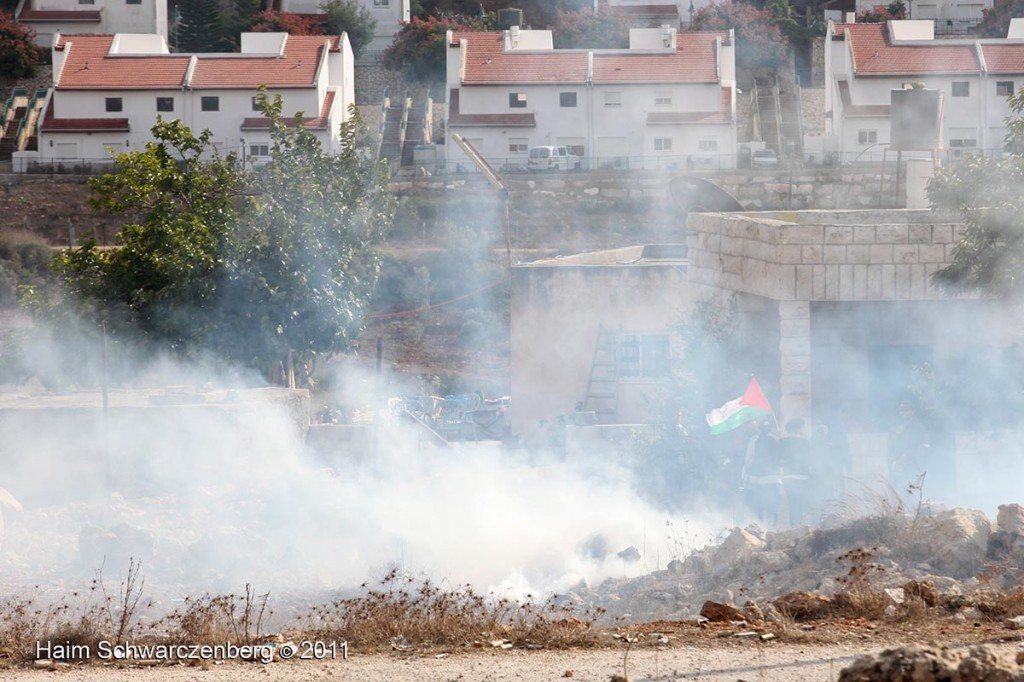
[
  {"x1": 377, "y1": 88, "x2": 433, "y2": 171},
  {"x1": 753, "y1": 76, "x2": 804, "y2": 159}
]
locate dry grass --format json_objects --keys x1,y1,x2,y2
[
  {"x1": 0, "y1": 565, "x2": 606, "y2": 666},
  {"x1": 303, "y1": 568, "x2": 605, "y2": 652}
]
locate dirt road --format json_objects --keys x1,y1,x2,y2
[{"x1": 5, "y1": 640, "x2": 1023, "y2": 682}]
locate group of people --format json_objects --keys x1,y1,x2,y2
[{"x1": 740, "y1": 417, "x2": 849, "y2": 529}]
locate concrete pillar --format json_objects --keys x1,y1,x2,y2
[
  {"x1": 905, "y1": 158, "x2": 937, "y2": 209},
  {"x1": 778, "y1": 300, "x2": 811, "y2": 426}
]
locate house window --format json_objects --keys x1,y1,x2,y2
[
  {"x1": 604, "y1": 91, "x2": 622, "y2": 107},
  {"x1": 654, "y1": 91, "x2": 672, "y2": 106},
  {"x1": 156, "y1": 97, "x2": 174, "y2": 112},
  {"x1": 508, "y1": 138, "x2": 528, "y2": 153},
  {"x1": 105, "y1": 97, "x2": 123, "y2": 112},
  {"x1": 858, "y1": 129, "x2": 878, "y2": 145},
  {"x1": 560, "y1": 92, "x2": 577, "y2": 107},
  {"x1": 654, "y1": 137, "x2": 673, "y2": 151},
  {"x1": 619, "y1": 333, "x2": 670, "y2": 378},
  {"x1": 949, "y1": 137, "x2": 977, "y2": 148},
  {"x1": 699, "y1": 139, "x2": 718, "y2": 152},
  {"x1": 252, "y1": 96, "x2": 262, "y2": 111},
  {"x1": 998, "y1": 81, "x2": 1015, "y2": 97},
  {"x1": 79, "y1": 0, "x2": 94, "y2": 4},
  {"x1": 127, "y1": 0, "x2": 141, "y2": 4},
  {"x1": 509, "y1": 92, "x2": 527, "y2": 108},
  {"x1": 951, "y1": 81, "x2": 970, "y2": 97},
  {"x1": 249, "y1": 144, "x2": 270, "y2": 157},
  {"x1": 374, "y1": 0, "x2": 389, "y2": 5},
  {"x1": 201, "y1": 96, "x2": 220, "y2": 111}
]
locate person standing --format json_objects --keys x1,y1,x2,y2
[
  {"x1": 778, "y1": 418, "x2": 812, "y2": 528},
  {"x1": 741, "y1": 420, "x2": 783, "y2": 529}
]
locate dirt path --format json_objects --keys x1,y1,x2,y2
[{"x1": 5, "y1": 641, "x2": 1023, "y2": 682}]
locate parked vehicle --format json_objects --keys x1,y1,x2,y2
[
  {"x1": 528, "y1": 145, "x2": 582, "y2": 171},
  {"x1": 751, "y1": 149, "x2": 780, "y2": 169}
]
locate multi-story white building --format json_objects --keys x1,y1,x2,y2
[
  {"x1": 14, "y1": 0, "x2": 168, "y2": 47},
  {"x1": 272, "y1": 0, "x2": 409, "y2": 54},
  {"x1": 825, "y1": 18, "x2": 1024, "y2": 162},
  {"x1": 445, "y1": 25, "x2": 737, "y2": 172},
  {"x1": 15, "y1": 31, "x2": 355, "y2": 172}
]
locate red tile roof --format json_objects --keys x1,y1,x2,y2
[
  {"x1": 55, "y1": 34, "x2": 340, "y2": 90},
  {"x1": 55, "y1": 35, "x2": 191, "y2": 89},
  {"x1": 17, "y1": 0, "x2": 101, "y2": 22},
  {"x1": 447, "y1": 88, "x2": 536, "y2": 127},
  {"x1": 40, "y1": 98, "x2": 129, "y2": 132},
  {"x1": 240, "y1": 89, "x2": 336, "y2": 130},
  {"x1": 593, "y1": 32, "x2": 726, "y2": 83},
  {"x1": 980, "y1": 44, "x2": 1024, "y2": 74},
  {"x1": 646, "y1": 86, "x2": 733, "y2": 124},
  {"x1": 452, "y1": 30, "x2": 727, "y2": 85},
  {"x1": 454, "y1": 32, "x2": 588, "y2": 85},
  {"x1": 837, "y1": 22, "x2": 981, "y2": 76}
]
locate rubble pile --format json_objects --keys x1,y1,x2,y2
[
  {"x1": 575, "y1": 504, "x2": 1024, "y2": 622},
  {"x1": 838, "y1": 645, "x2": 1024, "y2": 681}
]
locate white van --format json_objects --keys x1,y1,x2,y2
[{"x1": 527, "y1": 145, "x2": 581, "y2": 171}]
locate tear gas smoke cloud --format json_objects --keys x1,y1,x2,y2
[{"x1": 0, "y1": 345, "x2": 724, "y2": 608}]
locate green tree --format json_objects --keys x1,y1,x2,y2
[
  {"x1": 175, "y1": 0, "x2": 226, "y2": 52},
  {"x1": 0, "y1": 10, "x2": 43, "y2": 78},
  {"x1": 322, "y1": 0, "x2": 377, "y2": 58},
  {"x1": 926, "y1": 87, "x2": 1024, "y2": 296},
  {"x1": 221, "y1": 0, "x2": 263, "y2": 50},
  {"x1": 691, "y1": 0, "x2": 788, "y2": 86},
  {"x1": 552, "y1": 9, "x2": 628, "y2": 49},
  {"x1": 384, "y1": 15, "x2": 484, "y2": 82},
  {"x1": 41, "y1": 100, "x2": 394, "y2": 377},
  {"x1": 978, "y1": 0, "x2": 1023, "y2": 37}
]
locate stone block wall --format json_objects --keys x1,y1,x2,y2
[{"x1": 685, "y1": 210, "x2": 961, "y2": 303}]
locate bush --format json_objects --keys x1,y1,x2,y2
[
  {"x1": 0, "y1": 232, "x2": 54, "y2": 307},
  {"x1": 0, "y1": 10, "x2": 42, "y2": 78}
]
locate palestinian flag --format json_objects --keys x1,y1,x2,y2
[{"x1": 705, "y1": 378, "x2": 773, "y2": 435}]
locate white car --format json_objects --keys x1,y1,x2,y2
[
  {"x1": 528, "y1": 146, "x2": 582, "y2": 172},
  {"x1": 751, "y1": 149, "x2": 780, "y2": 169}
]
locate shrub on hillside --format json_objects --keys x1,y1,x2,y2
[{"x1": 0, "y1": 11, "x2": 43, "y2": 79}]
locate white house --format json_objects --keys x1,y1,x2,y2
[
  {"x1": 445, "y1": 26, "x2": 737, "y2": 172},
  {"x1": 854, "y1": 0, "x2": 991, "y2": 32},
  {"x1": 825, "y1": 18, "x2": 1024, "y2": 162},
  {"x1": 15, "y1": 31, "x2": 355, "y2": 172},
  {"x1": 272, "y1": 0, "x2": 409, "y2": 54},
  {"x1": 14, "y1": 0, "x2": 168, "y2": 47}
]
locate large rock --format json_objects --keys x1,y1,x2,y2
[
  {"x1": 839, "y1": 645, "x2": 1024, "y2": 682},
  {"x1": 713, "y1": 527, "x2": 766, "y2": 566},
  {"x1": 772, "y1": 591, "x2": 833, "y2": 621},
  {"x1": 997, "y1": 504, "x2": 1024, "y2": 535},
  {"x1": 699, "y1": 600, "x2": 745, "y2": 622},
  {"x1": 912, "y1": 508, "x2": 992, "y2": 578}
]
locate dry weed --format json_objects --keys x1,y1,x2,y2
[
  {"x1": 157, "y1": 584, "x2": 270, "y2": 646},
  {"x1": 304, "y1": 568, "x2": 604, "y2": 651},
  {"x1": 832, "y1": 547, "x2": 890, "y2": 619}
]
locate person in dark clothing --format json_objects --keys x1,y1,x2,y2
[
  {"x1": 778, "y1": 418, "x2": 812, "y2": 528},
  {"x1": 742, "y1": 420, "x2": 783, "y2": 529}
]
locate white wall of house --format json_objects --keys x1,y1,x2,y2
[
  {"x1": 20, "y1": 0, "x2": 168, "y2": 47},
  {"x1": 446, "y1": 29, "x2": 737, "y2": 171},
  {"x1": 19, "y1": 33, "x2": 354, "y2": 171},
  {"x1": 825, "y1": 20, "x2": 1024, "y2": 160}
]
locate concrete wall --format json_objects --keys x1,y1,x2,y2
[{"x1": 510, "y1": 250, "x2": 699, "y2": 437}]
